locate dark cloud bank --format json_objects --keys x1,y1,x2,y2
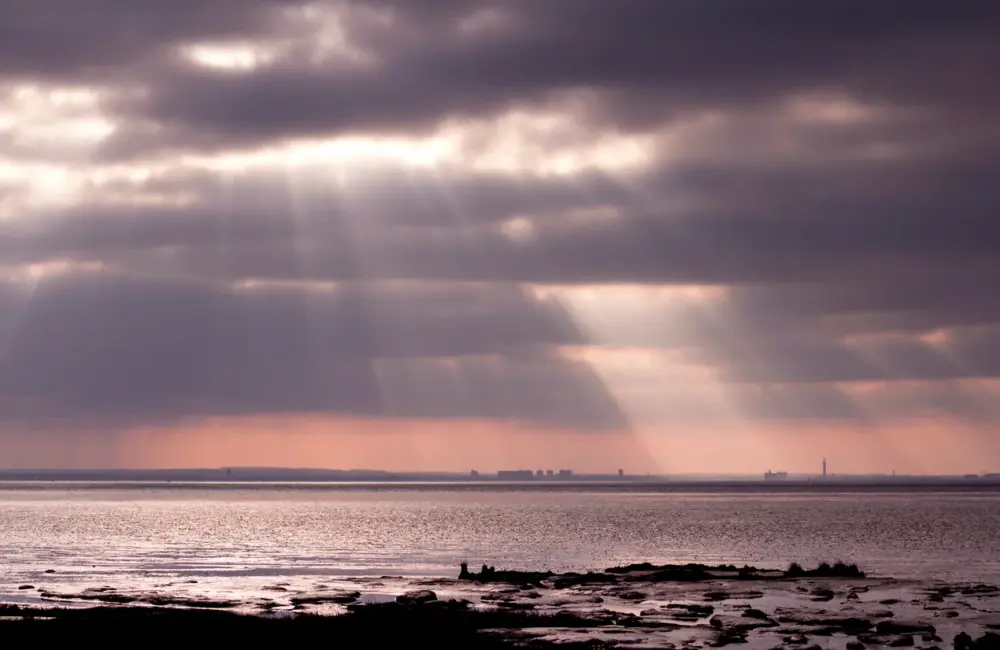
[{"x1": 1, "y1": 1, "x2": 999, "y2": 431}]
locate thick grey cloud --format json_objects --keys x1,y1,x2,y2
[
  {"x1": 1, "y1": 1, "x2": 996, "y2": 156},
  {"x1": 6, "y1": 145, "x2": 999, "y2": 284},
  {"x1": 0, "y1": 272, "x2": 627, "y2": 429},
  {"x1": 1, "y1": 0, "x2": 999, "y2": 432},
  {"x1": 0, "y1": 1, "x2": 296, "y2": 80},
  {"x1": 92, "y1": 1, "x2": 1000, "y2": 155}
]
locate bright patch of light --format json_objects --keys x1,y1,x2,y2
[
  {"x1": 284, "y1": 3, "x2": 384, "y2": 66},
  {"x1": 0, "y1": 83, "x2": 116, "y2": 212},
  {"x1": 0, "y1": 83, "x2": 115, "y2": 147},
  {"x1": 189, "y1": 134, "x2": 459, "y2": 173},
  {"x1": 5, "y1": 260, "x2": 105, "y2": 282},
  {"x1": 0, "y1": 162, "x2": 83, "y2": 211},
  {"x1": 786, "y1": 93, "x2": 886, "y2": 125},
  {"x1": 232, "y1": 278, "x2": 340, "y2": 293},
  {"x1": 446, "y1": 106, "x2": 657, "y2": 176},
  {"x1": 535, "y1": 283, "x2": 728, "y2": 304},
  {"x1": 499, "y1": 216, "x2": 536, "y2": 243},
  {"x1": 919, "y1": 329, "x2": 951, "y2": 347},
  {"x1": 532, "y1": 283, "x2": 729, "y2": 355},
  {"x1": 181, "y1": 42, "x2": 280, "y2": 71},
  {"x1": 457, "y1": 8, "x2": 510, "y2": 37}
]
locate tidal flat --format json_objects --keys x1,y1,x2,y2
[{"x1": 6, "y1": 562, "x2": 1000, "y2": 649}]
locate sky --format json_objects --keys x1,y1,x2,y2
[{"x1": 1, "y1": 1, "x2": 999, "y2": 474}]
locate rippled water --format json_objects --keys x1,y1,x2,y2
[{"x1": 2, "y1": 484, "x2": 1000, "y2": 603}]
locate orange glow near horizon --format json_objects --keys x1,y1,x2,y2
[{"x1": 0, "y1": 415, "x2": 997, "y2": 475}]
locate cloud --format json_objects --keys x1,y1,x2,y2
[
  {"x1": 0, "y1": 1, "x2": 999, "y2": 437},
  {"x1": 0, "y1": 271, "x2": 628, "y2": 430}
]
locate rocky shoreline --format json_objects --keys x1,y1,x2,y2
[{"x1": 4, "y1": 561, "x2": 1000, "y2": 649}]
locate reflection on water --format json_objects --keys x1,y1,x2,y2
[{"x1": 1, "y1": 486, "x2": 999, "y2": 602}]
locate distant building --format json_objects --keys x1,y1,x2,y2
[
  {"x1": 470, "y1": 470, "x2": 479, "y2": 478},
  {"x1": 618, "y1": 469, "x2": 624, "y2": 477},
  {"x1": 546, "y1": 469, "x2": 554, "y2": 477},
  {"x1": 498, "y1": 470, "x2": 535, "y2": 480},
  {"x1": 536, "y1": 469, "x2": 544, "y2": 478},
  {"x1": 764, "y1": 470, "x2": 788, "y2": 481},
  {"x1": 558, "y1": 469, "x2": 572, "y2": 477},
  {"x1": 822, "y1": 458, "x2": 827, "y2": 478}
]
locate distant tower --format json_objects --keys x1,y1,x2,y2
[
  {"x1": 822, "y1": 458, "x2": 827, "y2": 478},
  {"x1": 618, "y1": 469, "x2": 624, "y2": 478}
]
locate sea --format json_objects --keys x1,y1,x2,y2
[{"x1": 2, "y1": 483, "x2": 1000, "y2": 608}]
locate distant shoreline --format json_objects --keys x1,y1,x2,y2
[{"x1": 2, "y1": 478, "x2": 1000, "y2": 493}]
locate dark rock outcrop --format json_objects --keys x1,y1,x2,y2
[
  {"x1": 876, "y1": 621, "x2": 935, "y2": 635},
  {"x1": 290, "y1": 591, "x2": 360, "y2": 606},
  {"x1": 397, "y1": 590, "x2": 437, "y2": 605},
  {"x1": 784, "y1": 562, "x2": 866, "y2": 579}
]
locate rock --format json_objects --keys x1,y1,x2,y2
[
  {"x1": 289, "y1": 591, "x2": 360, "y2": 605},
  {"x1": 665, "y1": 603, "x2": 714, "y2": 620},
  {"x1": 396, "y1": 590, "x2": 437, "y2": 605},
  {"x1": 871, "y1": 609, "x2": 896, "y2": 618},
  {"x1": 144, "y1": 595, "x2": 237, "y2": 608},
  {"x1": 881, "y1": 599, "x2": 902, "y2": 605},
  {"x1": 495, "y1": 601, "x2": 535, "y2": 610},
  {"x1": 618, "y1": 590, "x2": 648, "y2": 601},
  {"x1": 44, "y1": 569, "x2": 55, "y2": 574},
  {"x1": 783, "y1": 635, "x2": 809, "y2": 645},
  {"x1": 955, "y1": 632, "x2": 974, "y2": 650},
  {"x1": 743, "y1": 608, "x2": 770, "y2": 620},
  {"x1": 710, "y1": 614, "x2": 777, "y2": 633},
  {"x1": 711, "y1": 632, "x2": 747, "y2": 646},
  {"x1": 888, "y1": 636, "x2": 915, "y2": 647},
  {"x1": 775, "y1": 611, "x2": 874, "y2": 633},
  {"x1": 480, "y1": 588, "x2": 520, "y2": 601},
  {"x1": 811, "y1": 587, "x2": 835, "y2": 602},
  {"x1": 705, "y1": 591, "x2": 731, "y2": 601},
  {"x1": 961, "y1": 585, "x2": 999, "y2": 596},
  {"x1": 924, "y1": 635, "x2": 944, "y2": 643},
  {"x1": 847, "y1": 591, "x2": 861, "y2": 601},
  {"x1": 929, "y1": 594, "x2": 945, "y2": 603},
  {"x1": 40, "y1": 589, "x2": 139, "y2": 604},
  {"x1": 17, "y1": 585, "x2": 33, "y2": 590},
  {"x1": 847, "y1": 641, "x2": 866, "y2": 650},
  {"x1": 944, "y1": 611, "x2": 959, "y2": 618},
  {"x1": 877, "y1": 621, "x2": 936, "y2": 635},
  {"x1": 970, "y1": 633, "x2": 1000, "y2": 650},
  {"x1": 737, "y1": 591, "x2": 765, "y2": 600}
]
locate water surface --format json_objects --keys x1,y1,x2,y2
[{"x1": 2, "y1": 484, "x2": 999, "y2": 604}]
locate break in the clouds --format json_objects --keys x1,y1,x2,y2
[{"x1": 1, "y1": 1, "x2": 1000, "y2": 445}]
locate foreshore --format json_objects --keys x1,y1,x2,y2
[{"x1": 4, "y1": 562, "x2": 1000, "y2": 648}]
